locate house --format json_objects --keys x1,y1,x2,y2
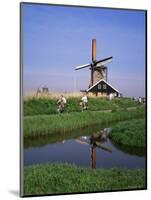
[{"x1": 86, "y1": 79, "x2": 119, "y2": 97}]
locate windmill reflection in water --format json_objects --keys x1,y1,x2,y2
[{"x1": 76, "y1": 128, "x2": 112, "y2": 169}]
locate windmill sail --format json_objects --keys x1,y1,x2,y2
[
  {"x1": 75, "y1": 63, "x2": 91, "y2": 70},
  {"x1": 75, "y1": 39, "x2": 113, "y2": 89},
  {"x1": 95, "y1": 56, "x2": 113, "y2": 67}
]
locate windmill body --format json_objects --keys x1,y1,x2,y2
[
  {"x1": 75, "y1": 39, "x2": 119, "y2": 97},
  {"x1": 91, "y1": 65, "x2": 107, "y2": 86}
]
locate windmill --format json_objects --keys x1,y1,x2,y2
[{"x1": 75, "y1": 39, "x2": 113, "y2": 87}]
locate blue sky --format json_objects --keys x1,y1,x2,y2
[{"x1": 22, "y1": 3, "x2": 146, "y2": 97}]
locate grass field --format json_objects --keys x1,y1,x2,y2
[
  {"x1": 24, "y1": 96, "x2": 140, "y2": 116},
  {"x1": 24, "y1": 163, "x2": 146, "y2": 196},
  {"x1": 24, "y1": 106, "x2": 145, "y2": 138},
  {"x1": 109, "y1": 118, "x2": 146, "y2": 147},
  {"x1": 23, "y1": 96, "x2": 146, "y2": 196}
]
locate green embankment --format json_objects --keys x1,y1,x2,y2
[
  {"x1": 24, "y1": 163, "x2": 146, "y2": 196},
  {"x1": 24, "y1": 97, "x2": 139, "y2": 116},
  {"x1": 24, "y1": 124, "x2": 109, "y2": 149},
  {"x1": 24, "y1": 107, "x2": 145, "y2": 138},
  {"x1": 110, "y1": 118, "x2": 146, "y2": 148}
]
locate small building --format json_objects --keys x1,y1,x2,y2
[
  {"x1": 86, "y1": 79, "x2": 119, "y2": 97},
  {"x1": 42, "y1": 86, "x2": 49, "y2": 93}
]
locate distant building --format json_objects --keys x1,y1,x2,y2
[
  {"x1": 86, "y1": 79, "x2": 119, "y2": 97},
  {"x1": 36, "y1": 86, "x2": 49, "y2": 97},
  {"x1": 42, "y1": 86, "x2": 49, "y2": 93}
]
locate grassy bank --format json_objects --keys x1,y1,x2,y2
[
  {"x1": 24, "y1": 163, "x2": 146, "y2": 196},
  {"x1": 24, "y1": 107, "x2": 145, "y2": 138},
  {"x1": 24, "y1": 123, "x2": 110, "y2": 149},
  {"x1": 110, "y1": 118, "x2": 146, "y2": 148},
  {"x1": 24, "y1": 97, "x2": 140, "y2": 116}
]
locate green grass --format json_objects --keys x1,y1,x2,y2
[
  {"x1": 110, "y1": 118, "x2": 146, "y2": 147},
  {"x1": 24, "y1": 97, "x2": 58, "y2": 115},
  {"x1": 24, "y1": 163, "x2": 146, "y2": 196},
  {"x1": 24, "y1": 123, "x2": 110, "y2": 149},
  {"x1": 24, "y1": 107, "x2": 145, "y2": 138},
  {"x1": 24, "y1": 97, "x2": 140, "y2": 116}
]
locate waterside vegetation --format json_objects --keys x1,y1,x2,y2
[
  {"x1": 24, "y1": 163, "x2": 146, "y2": 196},
  {"x1": 110, "y1": 118, "x2": 146, "y2": 148},
  {"x1": 24, "y1": 106, "x2": 145, "y2": 138}
]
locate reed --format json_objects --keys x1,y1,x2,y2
[
  {"x1": 24, "y1": 92, "x2": 82, "y2": 100},
  {"x1": 24, "y1": 107, "x2": 145, "y2": 138}
]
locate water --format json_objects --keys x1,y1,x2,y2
[{"x1": 24, "y1": 125, "x2": 146, "y2": 169}]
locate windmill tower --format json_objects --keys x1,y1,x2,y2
[
  {"x1": 75, "y1": 39, "x2": 119, "y2": 97},
  {"x1": 75, "y1": 39, "x2": 113, "y2": 87}
]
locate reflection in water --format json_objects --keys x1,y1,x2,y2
[
  {"x1": 75, "y1": 131, "x2": 112, "y2": 169},
  {"x1": 78, "y1": 131, "x2": 113, "y2": 169},
  {"x1": 24, "y1": 124, "x2": 146, "y2": 169},
  {"x1": 24, "y1": 124, "x2": 113, "y2": 149},
  {"x1": 91, "y1": 145, "x2": 96, "y2": 169},
  {"x1": 110, "y1": 140, "x2": 145, "y2": 157}
]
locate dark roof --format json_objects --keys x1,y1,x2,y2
[{"x1": 87, "y1": 79, "x2": 119, "y2": 93}]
